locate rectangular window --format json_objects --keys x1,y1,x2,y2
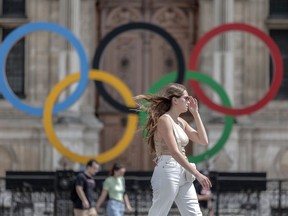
[
  {"x1": 0, "y1": 28, "x2": 25, "y2": 98},
  {"x1": 2, "y1": 0, "x2": 26, "y2": 17},
  {"x1": 269, "y1": 0, "x2": 288, "y2": 18},
  {"x1": 270, "y1": 30, "x2": 288, "y2": 100}
]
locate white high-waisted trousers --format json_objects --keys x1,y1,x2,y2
[{"x1": 148, "y1": 155, "x2": 202, "y2": 216}]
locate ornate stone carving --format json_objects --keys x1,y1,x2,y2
[
  {"x1": 152, "y1": 7, "x2": 188, "y2": 27},
  {"x1": 106, "y1": 7, "x2": 142, "y2": 28},
  {"x1": 97, "y1": 33, "x2": 143, "y2": 112}
]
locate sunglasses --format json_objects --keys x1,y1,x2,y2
[{"x1": 182, "y1": 96, "x2": 190, "y2": 102}]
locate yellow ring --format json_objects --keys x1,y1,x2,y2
[{"x1": 43, "y1": 69, "x2": 138, "y2": 164}]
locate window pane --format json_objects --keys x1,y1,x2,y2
[
  {"x1": 270, "y1": 30, "x2": 288, "y2": 100},
  {"x1": 0, "y1": 28, "x2": 25, "y2": 98},
  {"x1": 2, "y1": 0, "x2": 26, "y2": 17}
]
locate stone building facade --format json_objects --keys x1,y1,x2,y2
[
  {"x1": 0, "y1": 0, "x2": 103, "y2": 175},
  {"x1": 198, "y1": 0, "x2": 288, "y2": 179},
  {"x1": 0, "y1": 0, "x2": 287, "y2": 179}
]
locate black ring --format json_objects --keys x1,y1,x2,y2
[{"x1": 93, "y1": 22, "x2": 185, "y2": 113}]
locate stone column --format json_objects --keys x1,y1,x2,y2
[
  {"x1": 51, "y1": 0, "x2": 103, "y2": 170},
  {"x1": 213, "y1": 0, "x2": 234, "y2": 105},
  {"x1": 59, "y1": 0, "x2": 81, "y2": 114}
]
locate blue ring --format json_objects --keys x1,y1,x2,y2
[{"x1": 0, "y1": 22, "x2": 89, "y2": 117}]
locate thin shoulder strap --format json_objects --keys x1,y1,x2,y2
[{"x1": 163, "y1": 114, "x2": 180, "y2": 144}]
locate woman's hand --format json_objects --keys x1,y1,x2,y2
[
  {"x1": 82, "y1": 200, "x2": 89, "y2": 209},
  {"x1": 126, "y1": 205, "x2": 134, "y2": 213},
  {"x1": 95, "y1": 205, "x2": 101, "y2": 213},
  {"x1": 188, "y1": 97, "x2": 199, "y2": 114},
  {"x1": 196, "y1": 173, "x2": 212, "y2": 190}
]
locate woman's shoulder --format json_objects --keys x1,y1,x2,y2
[
  {"x1": 119, "y1": 176, "x2": 125, "y2": 182},
  {"x1": 159, "y1": 113, "x2": 171, "y2": 121},
  {"x1": 158, "y1": 114, "x2": 171, "y2": 125}
]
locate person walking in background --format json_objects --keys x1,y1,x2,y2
[
  {"x1": 135, "y1": 83, "x2": 212, "y2": 216},
  {"x1": 72, "y1": 159, "x2": 99, "y2": 216},
  {"x1": 96, "y1": 163, "x2": 133, "y2": 216}
]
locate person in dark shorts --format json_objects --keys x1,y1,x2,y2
[{"x1": 73, "y1": 159, "x2": 99, "y2": 216}]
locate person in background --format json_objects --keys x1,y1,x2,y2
[
  {"x1": 96, "y1": 163, "x2": 133, "y2": 216},
  {"x1": 73, "y1": 159, "x2": 99, "y2": 216}
]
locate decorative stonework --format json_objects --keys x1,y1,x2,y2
[
  {"x1": 106, "y1": 7, "x2": 142, "y2": 28},
  {"x1": 152, "y1": 7, "x2": 188, "y2": 27}
]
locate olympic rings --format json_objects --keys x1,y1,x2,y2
[
  {"x1": 139, "y1": 71, "x2": 234, "y2": 163},
  {"x1": 0, "y1": 21, "x2": 285, "y2": 164},
  {"x1": 92, "y1": 22, "x2": 185, "y2": 114},
  {"x1": 0, "y1": 22, "x2": 89, "y2": 117},
  {"x1": 43, "y1": 70, "x2": 138, "y2": 164},
  {"x1": 189, "y1": 23, "x2": 283, "y2": 116}
]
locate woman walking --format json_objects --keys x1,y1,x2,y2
[{"x1": 136, "y1": 83, "x2": 212, "y2": 216}]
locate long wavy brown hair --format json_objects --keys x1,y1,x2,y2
[{"x1": 135, "y1": 83, "x2": 187, "y2": 153}]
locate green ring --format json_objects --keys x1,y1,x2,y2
[{"x1": 139, "y1": 71, "x2": 234, "y2": 163}]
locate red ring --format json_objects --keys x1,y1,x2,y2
[{"x1": 189, "y1": 23, "x2": 283, "y2": 116}]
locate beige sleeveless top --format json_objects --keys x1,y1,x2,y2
[{"x1": 154, "y1": 114, "x2": 189, "y2": 157}]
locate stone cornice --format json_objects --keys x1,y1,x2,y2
[
  {"x1": 266, "y1": 18, "x2": 288, "y2": 29},
  {"x1": 0, "y1": 17, "x2": 28, "y2": 27}
]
